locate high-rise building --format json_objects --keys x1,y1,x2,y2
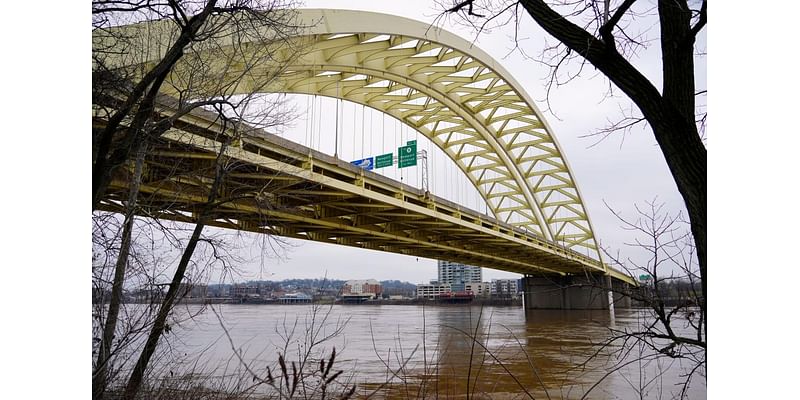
[{"x1": 437, "y1": 260, "x2": 482, "y2": 292}]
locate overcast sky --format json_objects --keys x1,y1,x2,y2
[
  {"x1": 200, "y1": 0, "x2": 705, "y2": 284},
  {"x1": 4, "y1": 3, "x2": 800, "y2": 398}
]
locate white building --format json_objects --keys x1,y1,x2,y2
[
  {"x1": 465, "y1": 282, "x2": 492, "y2": 298},
  {"x1": 437, "y1": 260, "x2": 482, "y2": 292},
  {"x1": 342, "y1": 279, "x2": 382, "y2": 299},
  {"x1": 416, "y1": 283, "x2": 451, "y2": 299}
]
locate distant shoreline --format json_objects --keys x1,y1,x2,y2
[{"x1": 108, "y1": 298, "x2": 523, "y2": 307}]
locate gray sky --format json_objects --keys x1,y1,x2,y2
[
  {"x1": 4, "y1": 3, "x2": 800, "y2": 398},
  {"x1": 215, "y1": 0, "x2": 704, "y2": 284}
]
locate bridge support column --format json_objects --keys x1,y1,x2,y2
[
  {"x1": 611, "y1": 278, "x2": 633, "y2": 309},
  {"x1": 562, "y1": 274, "x2": 607, "y2": 310},
  {"x1": 522, "y1": 274, "x2": 631, "y2": 310},
  {"x1": 605, "y1": 275, "x2": 615, "y2": 317},
  {"x1": 521, "y1": 276, "x2": 569, "y2": 309}
]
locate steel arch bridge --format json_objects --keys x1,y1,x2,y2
[{"x1": 93, "y1": 9, "x2": 632, "y2": 284}]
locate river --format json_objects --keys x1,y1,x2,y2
[{"x1": 147, "y1": 304, "x2": 705, "y2": 399}]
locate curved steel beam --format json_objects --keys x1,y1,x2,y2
[{"x1": 93, "y1": 8, "x2": 604, "y2": 262}]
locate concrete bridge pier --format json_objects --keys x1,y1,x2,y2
[{"x1": 521, "y1": 274, "x2": 631, "y2": 310}]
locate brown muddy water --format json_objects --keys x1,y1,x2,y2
[{"x1": 151, "y1": 304, "x2": 705, "y2": 399}]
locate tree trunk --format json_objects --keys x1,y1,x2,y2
[
  {"x1": 92, "y1": 0, "x2": 219, "y2": 210},
  {"x1": 122, "y1": 139, "x2": 228, "y2": 400},
  {"x1": 93, "y1": 139, "x2": 147, "y2": 399},
  {"x1": 657, "y1": 0, "x2": 706, "y2": 314},
  {"x1": 518, "y1": 0, "x2": 706, "y2": 300}
]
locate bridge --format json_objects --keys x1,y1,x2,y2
[{"x1": 93, "y1": 8, "x2": 635, "y2": 308}]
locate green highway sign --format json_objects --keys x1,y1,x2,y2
[
  {"x1": 376, "y1": 153, "x2": 393, "y2": 168},
  {"x1": 398, "y1": 141, "x2": 417, "y2": 168}
]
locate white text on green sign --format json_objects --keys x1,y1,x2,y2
[
  {"x1": 398, "y1": 141, "x2": 417, "y2": 168},
  {"x1": 375, "y1": 153, "x2": 393, "y2": 168}
]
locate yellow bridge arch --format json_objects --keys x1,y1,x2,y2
[{"x1": 94, "y1": 8, "x2": 608, "y2": 271}]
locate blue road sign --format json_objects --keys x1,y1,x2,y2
[{"x1": 351, "y1": 157, "x2": 375, "y2": 171}]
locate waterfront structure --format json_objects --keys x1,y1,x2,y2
[
  {"x1": 465, "y1": 282, "x2": 492, "y2": 298},
  {"x1": 232, "y1": 285, "x2": 258, "y2": 298},
  {"x1": 491, "y1": 279, "x2": 519, "y2": 298},
  {"x1": 177, "y1": 282, "x2": 208, "y2": 299},
  {"x1": 438, "y1": 260, "x2": 482, "y2": 292},
  {"x1": 342, "y1": 279, "x2": 382, "y2": 299},
  {"x1": 278, "y1": 292, "x2": 312, "y2": 304},
  {"x1": 416, "y1": 283, "x2": 452, "y2": 299}
]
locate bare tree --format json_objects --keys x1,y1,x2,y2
[
  {"x1": 588, "y1": 199, "x2": 705, "y2": 398},
  {"x1": 92, "y1": 1, "x2": 306, "y2": 398},
  {"x1": 441, "y1": 0, "x2": 707, "y2": 322},
  {"x1": 92, "y1": 0, "x2": 304, "y2": 210},
  {"x1": 92, "y1": 142, "x2": 148, "y2": 397}
]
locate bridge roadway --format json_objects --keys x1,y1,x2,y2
[{"x1": 95, "y1": 103, "x2": 633, "y2": 285}]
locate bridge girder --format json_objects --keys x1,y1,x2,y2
[
  {"x1": 96, "y1": 103, "x2": 636, "y2": 284},
  {"x1": 93, "y1": 8, "x2": 604, "y2": 262}
]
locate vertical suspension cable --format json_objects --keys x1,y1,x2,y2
[
  {"x1": 416, "y1": 128, "x2": 420, "y2": 189},
  {"x1": 400, "y1": 121, "x2": 404, "y2": 182},
  {"x1": 311, "y1": 95, "x2": 317, "y2": 149},
  {"x1": 361, "y1": 104, "x2": 365, "y2": 159},
  {"x1": 312, "y1": 96, "x2": 317, "y2": 150},
  {"x1": 458, "y1": 159, "x2": 462, "y2": 204},
  {"x1": 381, "y1": 113, "x2": 386, "y2": 177},
  {"x1": 305, "y1": 94, "x2": 310, "y2": 147},
  {"x1": 368, "y1": 107, "x2": 373, "y2": 158},
  {"x1": 474, "y1": 178, "x2": 478, "y2": 212},
  {"x1": 382, "y1": 113, "x2": 385, "y2": 155},
  {"x1": 316, "y1": 96, "x2": 322, "y2": 151},
  {"x1": 446, "y1": 156, "x2": 450, "y2": 200},
  {"x1": 304, "y1": 96, "x2": 314, "y2": 148},
  {"x1": 352, "y1": 102, "x2": 357, "y2": 159},
  {"x1": 448, "y1": 155, "x2": 452, "y2": 201},
  {"x1": 454, "y1": 158, "x2": 458, "y2": 202},
  {"x1": 431, "y1": 139, "x2": 435, "y2": 195},
  {"x1": 305, "y1": 73, "x2": 312, "y2": 147},
  {"x1": 461, "y1": 164, "x2": 465, "y2": 204},
  {"x1": 452, "y1": 161, "x2": 456, "y2": 202},
  {"x1": 394, "y1": 119, "x2": 403, "y2": 183},
  {"x1": 335, "y1": 80, "x2": 340, "y2": 158},
  {"x1": 461, "y1": 165, "x2": 465, "y2": 205},
  {"x1": 415, "y1": 128, "x2": 419, "y2": 188}
]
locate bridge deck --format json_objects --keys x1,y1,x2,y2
[{"x1": 94, "y1": 102, "x2": 633, "y2": 284}]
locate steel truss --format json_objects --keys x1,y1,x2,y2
[{"x1": 94, "y1": 9, "x2": 623, "y2": 279}]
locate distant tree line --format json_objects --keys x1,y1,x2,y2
[{"x1": 93, "y1": 278, "x2": 421, "y2": 303}]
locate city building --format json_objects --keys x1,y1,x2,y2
[
  {"x1": 437, "y1": 260, "x2": 482, "y2": 292},
  {"x1": 465, "y1": 282, "x2": 492, "y2": 298},
  {"x1": 415, "y1": 283, "x2": 451, "y2": 299},
  {"x1": 341, "y1": 279, "x2": 382, "y2": 299},
  {"x1": 178, "y1": 282, "x2": 208, "y2": 299},
  {"x1": 491, "y1": 279, "x2": 519, "y2": 298},
  {"x1": 232, "y1": 284, "x2": 261, "y2": 298},
  {"x1": 278, "y1": 292, "x2": 312, "y2": 304}
]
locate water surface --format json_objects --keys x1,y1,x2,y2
[{"x1": 154, "y1": 304, "x2": 704, "y2": 399}]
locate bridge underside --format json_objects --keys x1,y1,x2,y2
[
  {"x1": 94, "y1": 104, "x2": 631, "y2": 284},
  {"x1": 94, "y1": 8, "x2": 605, "y2": 261},
  {"x1": 521, "y1": 275, "x2": 632, "y2": 310}
]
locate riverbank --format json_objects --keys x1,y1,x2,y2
[{"x1": 162, "y1": 297, "x2": 522, "y2": 306}]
